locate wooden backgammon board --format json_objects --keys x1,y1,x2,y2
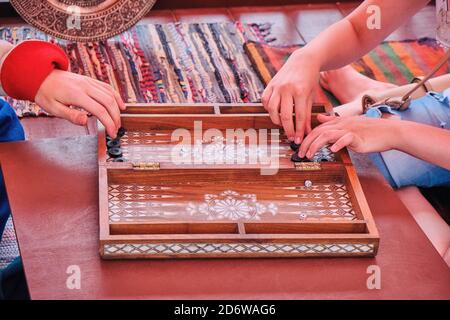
[{"x1": 97, "y1": 103, "x2": 379, "y2": 259}]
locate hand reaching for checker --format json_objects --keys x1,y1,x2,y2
[
  {"x1": 35, "y1": 69, "x2": 126, "y2": 138},
  {"x1": 262, "y1": 50, "x2": 320, "y2": 144},
  {"x1": 298, "y1": 114, "x2": 397, "y2": 159}
]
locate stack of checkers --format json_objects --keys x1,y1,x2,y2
[
  {"x1": 289, "y1": 141, "x2": 335, "y2": 163},
  {"x1": 106, "y1": 127, "x2": 126, "y2": 162}
]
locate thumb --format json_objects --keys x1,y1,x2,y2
[
  {"x1": 330, "y1": 132, "x2": 354, "y2": 153},
  {"x1": 42, "y1": 100, "x2": 88, "y2": 126},
  {"x1": 317, "y1": 113, "x2": 335, "y2": 124}
]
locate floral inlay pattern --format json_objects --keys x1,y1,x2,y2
[
  {"x1": 108, "y1": 184, "x2": 357, "y2": 222},
  {"x1": 187, "y1": 190, "x2": 278, "y2": 221}
]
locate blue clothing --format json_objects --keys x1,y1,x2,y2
[
  {"x1": 0, "y1": 256, "x2": 29, "y2": 300},
  {"x1": 0, "y1": 98, "x2": 25, "y2": 239},
  {"x1": 365, "y1": 91, "x2": 450, "y2": 189},
  {"x1": 0, "y1": 99, "x2": 27, "y2": 300}
]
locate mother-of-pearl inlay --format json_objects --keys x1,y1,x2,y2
[{"x1": 186, "y1": 190, "x2": 278, "y2": 220}]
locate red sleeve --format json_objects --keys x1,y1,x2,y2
[{"x1": 0, "y1": 40, "x2": 69, "y2": 102}]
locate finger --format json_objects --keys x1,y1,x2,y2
[
  {"x1": 72, "y1": 94, "x2": 118, "y2": 138},
  {"x1": 317, "y1": 113, "x2": 337, "y2": 124},
  {"x1": 298, "y1": 124, "x2": 334, "y2": 158},
  {"x1": 261, "y1": 85, "x2": 273, "y2": 110},
  {"x1": 305, "y1": 130, "x2": 345, "y2": 159},
  {"x1": 331, "y1": 132, "x2": 355, "y2": 153},
  {"x1": 267, "y1": 91, "x2": 281, "y2": 126},
  {"x1": 87, "y1": 85, "x2": 121, "y2": 129},
  {"x1": 312, "y1": 114, "x2": 343, "y2": 130},
  {"x1": 90, "y1": 78, "x2": 126, "y2": 111},
  {"x1": 280, "y1": 95, "x2": 295, "y2": 140},
  {"x1": 305, "y1": 95, "x2": 313, "y2": 134},
  {"x1": 89, "y1": 78, "x2": 124, "y2": 109},
  {"x1": 293, "y1": 95, "x2": 307, "y2": 144},
  {"x1": 47, "y1": 100, "x2": 88, "y2": 126}
]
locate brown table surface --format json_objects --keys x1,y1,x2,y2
[{"x1": 0, "y1": 135, "x2": 449, "y2": 300}]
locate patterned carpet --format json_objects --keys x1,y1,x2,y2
[
  {"x1": 245, "y1": 38, "x2": 450, "y2": 106},
  {"x1": 0, "y1": 22, "x2": 270, "y2": 117}
]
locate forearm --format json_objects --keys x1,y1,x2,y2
[
  {"x1": 300, "y1": 19, "x2": 372, "y2": 72},
  {"x1": 291, "y1": 0, "x2": 430, "y2": 72},
  {"x1": 393, "y1": 121, "x2": 450, "y2": 170},
  {"x1": 0, "y1": 40, "x2": 14, "y2": 95}
]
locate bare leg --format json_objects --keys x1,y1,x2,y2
[
  {"x1": 334, "y1": 99, "x2": 401, "y2": 119},
  {"x1": 333, "y1": 100, "x2": 366, "y2": 117},
  {"x1": 320, "y1": 65, "x2": 397, "y2": 104}
]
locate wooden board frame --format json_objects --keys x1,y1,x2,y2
[{"x1": 98, "y1": 103, "x2": 379, "y2": 259}]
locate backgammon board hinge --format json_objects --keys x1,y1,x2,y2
[
  {"x1": 131, "y1": 162, "x2": 161, "y2": 171},
  {"x1": 294, "y1": 162, "x2": 322, "y2": 171}
]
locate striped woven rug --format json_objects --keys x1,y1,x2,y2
[
  {"x1": 1, "y1": 24, "x2": 448, "y2": 117},
  {"x1": 0, "y1": 22, "x2": 270, "y2": 117},
  {"x1": 245, "y1": 38, "x2": 450, "y2": 106}
]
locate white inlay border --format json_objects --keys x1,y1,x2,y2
[{"x1": 103, "y1": 242, "x2": 375, "y2": 256}]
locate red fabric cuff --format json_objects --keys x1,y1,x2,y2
[{"x1": 0, "y1": 40, "x2": 69, "y2": 102}]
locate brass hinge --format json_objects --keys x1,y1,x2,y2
[
  {"x1": 294, "y1": 162, "x2": 322, "y2": 171},
  {"x1": 132, "y1": 162, "x2": 160, "y2": 171}
]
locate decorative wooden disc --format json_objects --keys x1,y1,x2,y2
[{"x1": 10, "y1": 0, "x2": 157, "y2": 42}]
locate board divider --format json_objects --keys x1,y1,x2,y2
[
  {"x1": 110, "y1": 221, "x2": 239, "y2": 235},
  {"x1": 106, "y1": 167, "x2": 346, "y2": 184},
  {"x1": 101, "y1": 232, "x2": 379, "y2": 242},
  {"x1": 102, "y1": 161, "x2": 345, "y2": 172},
  {"x1": 124, "y1": 105, "x2": 216, "y2": 114},
  {"x1": 244, "y1": 221, "x2": 367, "y2": 234},
  {"x1": 120, "y1": 114, "x2": 327, "y2": 131},
  {"x1": 109, "y1": 220, "x2": 368, "y2": 236},
  {"x1": 123, "y1": 103, "x2": 329, "y2": 114}
]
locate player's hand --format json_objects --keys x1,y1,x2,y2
[
  {"x1": 35, "y1": 69, "x2": 126, "y2": 138},
  {"x1": 262, "y1": 49, "x2": 320, "y2": 144},
  {"x1": 298, "y1": 114, "x2": 397, "y2": 159}
]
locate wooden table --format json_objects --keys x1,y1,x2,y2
[{"x1": 0, "y1": 135, "x2": 449, "y2": 299}]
